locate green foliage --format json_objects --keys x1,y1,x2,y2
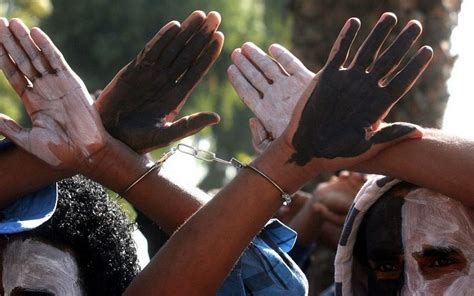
[
  {"x1": 0, "y1": 0, "x2": 52, "y2": 25},
  {"x1": 0, "y1": 0, "x2": 51, "y2": 125},
  {"x1": 1, "y1": 0, "x2": 291, "y2": 187}
]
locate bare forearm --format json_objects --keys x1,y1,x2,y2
[
  {"x1": 0, "y1": 140, "x2": 206, "y2": 235},
  {"x1": 356, "y1": 129, "x2": 474, "y2": 206},
  {"x1": 125, "y1": 139, "x2": 318, "y2": 295},
  {"x1": 123, "y1": 171, "x2": 209, "y2": 235},
  {"x1": 82, "y1": 139, "x2": 207, "y2": 234},
  {"x1": 0, "y1": 145, "x2": 71, "y2": 207}
]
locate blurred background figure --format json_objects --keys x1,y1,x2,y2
[{"x1": 1, "y1": 0, "x2": 472, "y2": 294}]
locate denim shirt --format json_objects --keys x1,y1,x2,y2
[
  {"x1": 0, "y1": 139, "x2": 308, "y2": 294},
  {"x1": 217, "y1": 219, "x2": 308, "y2": 296},
  {"x1": 0, "y1": 139, "x2": 58, "y2": 234}
]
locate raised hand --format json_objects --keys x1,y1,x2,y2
[
  {"x1": 286, "y1": 13, "x2": 433, "y2": 166},
  {"x1": 0, "y1": 18, "x2": 108, "y2": 171},
  {"x1": 228, "y1": 43, "x2": 314, "y2": 142},
  {"x1": 97, "y1": 11, "x2": 223, "y2": 153}
]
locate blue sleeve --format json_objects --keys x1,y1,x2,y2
[
  {"x1": 0, "y1": 139, "x2": 14, "y2": 151},
  {"x1": 288, "y1": 242, "x2": 316, "y2": 271}
]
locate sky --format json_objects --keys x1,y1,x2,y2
[{"x1": 443, "y1": 0, "x2": 474, "y2": 137}]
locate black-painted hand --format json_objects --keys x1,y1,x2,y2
[
  {"x1": 288, "y1": 13, "x2": 433, "y2": 165},
  {"x1": 96, "y1": 11, "x2": 223, "y2": 153}
]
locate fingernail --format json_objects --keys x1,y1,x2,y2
[{"x1": 269, "y1": 44, "x2": 284, "y2": 56}]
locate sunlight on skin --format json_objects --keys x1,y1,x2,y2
[{"x1": 443, "y1": 1, "x2": 474, "y2": 138}]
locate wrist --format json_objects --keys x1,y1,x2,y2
[
  {"x1": 83, "y1": 135, "x2": 152, "y2": 193},
  {"x1": 251, "y1": 137, "x2": 321, "y2": 194}
]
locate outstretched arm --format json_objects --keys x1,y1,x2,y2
[
  {"x1": 0, "y1": 12, "x2": 432, "y2": 295},
  {"x1": 227, "y1": 23, "x2": 474, "y2": 207},
  {"x1": 126, "y1": 14, "x2": 432, "y2": 295},
  {"x1": 0, "y1": 11, "x2": 223, "y2": 205},
  {"x1": 354, "y1": 129, "x2": 474, "y2": 207}
]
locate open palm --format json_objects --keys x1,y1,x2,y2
[
  {"x1": 0, "y1": 18, "x2": 107, "y2": 170},
  {"x1": 287, "y1": 13, "x2": 433, "y2": 166},
  {"x1": 97, "y1": 11, "x2": 223, "y2": 153}
]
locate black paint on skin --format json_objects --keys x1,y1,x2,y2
[
  {"x1": 354, "y1": 182, "x2": 417, "y2": 295},
  {"x1": 98, "y1": 14, "x2": 221, "y2": 152},
  {"x1": 290, "y1": 15, "x2": 430, "y2": 165}
]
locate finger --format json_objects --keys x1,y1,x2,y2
[
  {"x1": 241, "y1": 42, "x2": 283, "y2": 81},
  {"x1": 138, "y1": 21, "x2": 181, "y2": 66},
  {"x1": 351, "y1": 13, "x2": 397, "y2": 69},
  {"x1": 0, "y1": 44, "x2": 29, "y2": 98},
  {"x1": 176, "y1": 32, "x2": 223, "y2": 99},
  {"x1": 385, "y1": 46, "x2": 433, "y2": 98},
  {"x1": 9, "y1": 18, "x2": 52, "y2": 75},
  {"x1": 0, "y1": 18, "x2": 39, "y2": 79},
  {"x1": 249, "y1": 117, "x2": 271, "y2": 154},
  {"x1": 157, "y1": 112, "x2": 220, "y2": 147},
  {"x1": 0, "y1": 114, "x2": 29, "y2": 149},
  {"x1": 231, "y1": 48, "x2": 269, "y2": 93},
  {"x1": 269, "y1": 43, "x2": 309, "y2": 76},
  {"x1": 326, "y1": 18, "x2": 360, "y2": 69},
  {"x1": 158, "y1": 10, "x2": 207, "y2": 68},
  {"x1": 228, "y1": 64, "x2": 261, "y2": 111},
  {"x1": 371, "y1": 20, "x2": 422, "y2": 80},
  {"x1": 370, "y1": 122, "x2": 422, "y2": 145},
  {"x1": 170, "y1": 12, "x2": 221, "y2": 79},
  {"x1": 30, "y1": 27, "x2": 69, "y2": 72}
]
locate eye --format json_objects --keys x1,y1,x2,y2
[
  {"x1": 412, "y1": 246, "x2": 468, "y2": 280},
  {"x1": 430, "y1": 256, "x2": 455, "y2": 268},
  {"x1": 376, "y1": 263, "x2": 399, "y2": 272},
  {"x1": 11, "y1": 287, "x2": 55, "y2": 296}
]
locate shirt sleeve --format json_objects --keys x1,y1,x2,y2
[{"x1": 0, "y1": 139, "x2": 14, "y2": 151}]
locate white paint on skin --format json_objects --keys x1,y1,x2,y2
[
  {"x1": 0, "y1": 26, "x2": 106, "y2": 169},
  {"x1": 2, "y1": 238, "x2": 84, "y2": 295},
  {"x1": 17, "y1": 70, "x2": 106, "y2": 167},
  {"x1": 401, "y1": 188, "x2": 474, "y2": 295},
  {"x1": 229, "y1": 44, "x2": 314, "y2": 139}
]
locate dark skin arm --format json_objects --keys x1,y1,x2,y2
[
  {"x1": 0, "y1": 11, "x2": 223, "y2": 207},
  {"x1": 355, "y1": 129, "x2": 474, "y2": 207},
  {"x1": 232, "y1": 13, "x2": 432, "y2": 170},
  {"x1": 233, "y1": 14, "x2": 474, "y2": 208},
  {"x1": 0, "y1": 13, "x2": 432, "y2": 294},
  {"x1": 126, "y1": 15, "x2": 433, "y2": 295}
]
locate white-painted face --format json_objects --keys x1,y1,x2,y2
[
  {"x1": 1, "y1": 238, "x2": 84, "y2": 295},
  {"x1": 401, "y1": 189, "x2": 474, "y2": 295}
]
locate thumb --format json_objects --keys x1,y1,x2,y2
[
  {"x1": 0, "y1": 114, "x2": 29, "y2": 149},
  {"x1": 249, "y1": 117, "x2": 271, "y2": 155},
  {"x1": 370, "y1": 122, "x2": 422, "y2": 145},
  {"x1": 156, "y1": 112, "x2": 220, "y2": 147}
]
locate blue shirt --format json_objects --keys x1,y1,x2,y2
[
  {"x1": 0, "y1": 139, "x2": 308, "y2": 294},
  {"x1": 217, "y1": 219, "x2": 308, "y2": 295},
  {"x1": 0, "y1": 139, "x2": 58, "y2": 234}
]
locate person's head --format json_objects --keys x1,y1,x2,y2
[
  {"x1": 0, "y1": 175, "x2": 139, "y2": 295},
  {"x1": 335, "y1": 177, "x2": 474, "y2": 295}
]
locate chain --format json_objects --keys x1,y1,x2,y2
[
  {"x1": 168, "y1": 143, "x2": 291, "y2": 205},
  {"x1": 171, "y1": 143, "x2": 245, "y2": 169},
  {"x1": 118, "y1": 143, "x2": 291, "y2": 205}
]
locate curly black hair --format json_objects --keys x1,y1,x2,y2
[{"x1": 25, "y1": 175, "x2": 140, "y2": 295}]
